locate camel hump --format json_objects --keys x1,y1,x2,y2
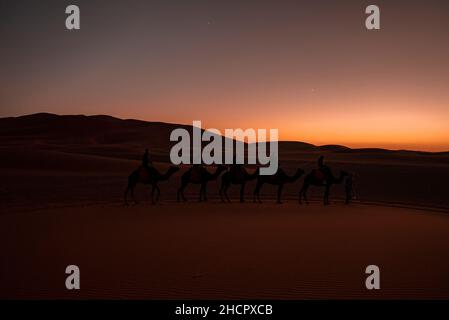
[
  {"x1": 312, "y1": 169, "x2": 326, "y2": 181},
  {"x1": 137, "y1": 166, "x2": 150, "y2": 180},
  {"x1": 230, "y1": 165, "x2": 245, "y2": 179},
  {"x1": 137, "y1": 165, "x2": 157, "y2": 181},
  {"x1": 275, "y1": 168, "x2": 286, "y2": 177}
]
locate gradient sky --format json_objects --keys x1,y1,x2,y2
[{"x1": 1, "y1": 0, "x2": 448, "y2": 151}]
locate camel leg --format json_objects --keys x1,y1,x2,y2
[
  {"x1": 151, "y1": 185, "x2": 156, "y2": 205},
  {"x1": 177, "y1": 180, "x2": 188, "y2": 202},
  {"x1": 155, "y1": 185, "x2": 161, "y2": 204},
  {"x1": 202, "y1": 182, "x2": 208, "y2": 202},
  {"x1": 198, "y1": 184, "x2": 204, "y2": 202},
  {"x1": 130, "y1": 186, "x2": 138, "y2": 205},
  {"x1": 181, "y1": 186, "x2": 187, "y2": 202},
  {"x1": 276, "y1": 184, "x2": 284, "y2": 204},
  {"x1": 239, "y1": 183, "x2": 246, "y2": 203},
  {"x1": 223, "y1": 183, "x2": 231, "y2": 203},
  {"x1": 219, "y1": 181, "x2": 224, "y2": 202},
  {"x1": 219, "y1": 179, "x2": 228, "y2": 203},
  {"x1": 124, "y1": 186, "x2": 130, "y2": 206},
  {"x1": 324, "y1": 185, "x2": 330, "y2": 205},
  {"x1": 253, "y1": 183, "x2": 258, "y2": 203},
  {"x1": 257, "y1": 183, "x2": 263, "y2": 203},
  {"x1": 126, "y1": 174, "x2": 139, "y2": 205},
  {"x1": 176, "y1": 185, "x2": 182, "y2": 202},
  {"x1": 300, "y1": 183, "x2": 309, "y2": 205},
  {"x1": 304, "y1": 187, "x2": 309, "y2": 205},
  {"x1": 253, "y1": 181, "x2": 263, "y2": 204},
  {"x1": 298, "y1": 183, "x2": 304, "y2": 204},
  {"x1": 345, "y1": 185, "x2": 353, "y2": 205}
]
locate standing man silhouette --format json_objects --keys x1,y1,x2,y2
[{"x1": 345, "y1": 173, "x2": 354, "y2": 204}]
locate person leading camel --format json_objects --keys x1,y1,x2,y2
[{"x1": 345, "y1": 173, "x2": 355, "y2": 204}]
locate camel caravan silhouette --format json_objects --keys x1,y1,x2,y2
[{"x1": 124, "y1": 151, "x2": 352, "y2": 206}]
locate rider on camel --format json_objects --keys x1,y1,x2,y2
[{"x1": 316, "y1": 155, "x2": 331, "y2": 182}]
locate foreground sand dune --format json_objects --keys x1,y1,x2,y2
[{"x1": 1, "y1": 202, "x2": 449, "y2": 299}]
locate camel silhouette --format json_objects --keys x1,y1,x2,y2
[
  {"x1": 219, "y1": 166, "x2": 260, "y2": 203},
  {"x1": 253, "y1": 168, "x2": 305, "y2": 204},
  {"x1": 124, "y1": 165, "x2": 179, "y2": 205},
  {"x1": 177, "y1": 165, "x2": 227, "y2": 202},
  {"x1": 299, "y1": 168, "x2": 348, "y2": 205}
]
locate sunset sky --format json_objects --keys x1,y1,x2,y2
[{"x1": 1, "y1": 0, "x2": 448, "y2": 151}]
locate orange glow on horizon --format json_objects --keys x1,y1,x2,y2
[
  {"x1": 131, "y1": 111, "x2": 448, "y2": 152},
  {"x1": 124, "y1": 104, "x2": 449, "y2": 152}
]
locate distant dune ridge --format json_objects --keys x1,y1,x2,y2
[{"x1": 1, "y1": 113, "x2": 448, "y2": 159}]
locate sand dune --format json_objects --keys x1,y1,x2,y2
[
  {"x1": 1, "y1": 113, "x2": 449, "y2": 299},
  {"x1": 1, "y1": 202, "x2": 449, "y2": 299}
]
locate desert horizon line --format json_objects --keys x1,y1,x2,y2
[{"x1": 2, "y1": 111, "x2": 448, "y2": 154}]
